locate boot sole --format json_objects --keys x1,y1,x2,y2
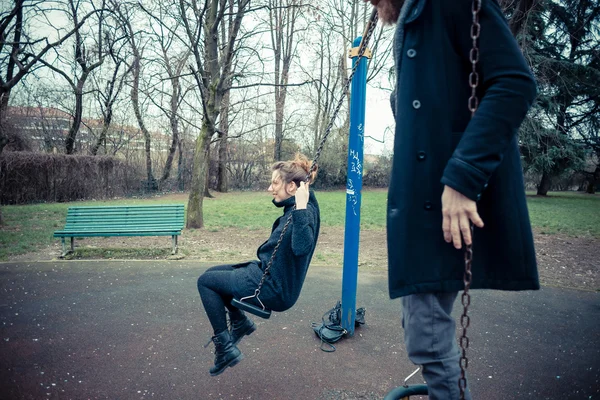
[
  {"x1": 232, "y1": 323, "x2": 257, "y2": 346},
  {"x1": 210, "y1": 353, "x2": 244, "y2": 377}
]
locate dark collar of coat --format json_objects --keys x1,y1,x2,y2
[
  {"x1": 273, "y1": 195, "x2": 296, "y2": 211},
  {"x1": 393, "y1": 0, "x2": 420, "y2": 71},
  {"x1": 405, "y1": 0, "x2": 427, "y2": 24}
]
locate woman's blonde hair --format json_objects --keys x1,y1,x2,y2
[{"x1": 272, "y1": 153, "x2": 318, "y2": 186}]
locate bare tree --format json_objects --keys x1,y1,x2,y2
[
  {"x1": 159, "y1": 52, "x2": 188, "y2": 186},
  {"x1": 109, "y1": 0, "x2": 158, "y2": 190},
  {"x1": 39, "y1": 0, "x2": 107, "y2": 154},
  {"x1": 217, "y1": 84, "x2": 230, "y2": 192},
  {"x1": 0, "y1": 0, "x2": 103, "y2": 154},
  {"x1": 90, "y1": 28, "x2": 132, "y2": 156},
  {"x1": 179, "y1": 0, "x2": 250, "y2": 228},
  {"x1": 269, "y1": 0, "x2": 304, "y2": 161},
  {"x1": 0, "y1": 0, "x2": 103, "y2": 225},
  {"x1": 311, "y1": 26, "x2": 341, "y2": 154},
  {"x1": 214, "y1": 2, "x2": 270, "y2": 192},
  {"x1": 138, "y1": 2, "x2": 191, "y2": 187},
  {"x1": 215, "y1": 0, "x2": 235, "y2": 193},
  {"x1": 304, "y1": 0, "x2": 394, "y2": 151}
]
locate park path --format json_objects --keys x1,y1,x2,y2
[{"x1": 0, "y1": 260, "x2": 598, "y2": 399}]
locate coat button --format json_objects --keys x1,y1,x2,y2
[
  {"x1": 412, "y1": 100, "x2": 421, "y2": 109},
  {"x1": 424, "y1": 201, "x2": 433, "y2": 210},
  {"x1": 417, "y1": 151, "x2": 426, "y2": 161},
  {"x1": 407, "y1": 49, "x2": 417, "y2": 58}
]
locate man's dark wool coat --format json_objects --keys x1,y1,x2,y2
[
  {"x1": 232, "y1": 191, "x2": 320, "y2": 311},
  {"x1": 387, "y1": 0, "x2": 540, "y2": 298}
]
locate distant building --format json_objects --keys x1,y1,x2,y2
[
  {"x1": 6, "y1": 106, "x2": 172, "y2": 155},
  {"x1": 6, "y1": 106, "x2": 72, "y2": 152}
]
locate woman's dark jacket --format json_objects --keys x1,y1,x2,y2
[
  {"x1": 232, "y1": 191, "x2": 320, "y2": 311},
  {"x1": 387, "y1": 0, "x2": 540, "y2": 298}
]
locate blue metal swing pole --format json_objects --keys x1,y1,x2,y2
[{"x1": 341, "y1": 36, "x2": 370, "y2": 336}]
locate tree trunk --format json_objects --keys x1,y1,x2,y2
[
  {"x1": 204, "y1": 144, "x2": 213, "y2": 198},
  {"x1": 340, "y1": 54, "x2": 351, "y2": 137},
  {"x1": 586, "y1": 165, "x2": 599, "y2": 194},
  {"x1": 0, "y1": 91, "x2": 9, "y2": 155},
  {"x1": 161, "y1": 118, "x2": 179, "y2": 184},
  {"x1": 182, "y1": 0, "x2": 248, "y2": 227},
  {"x1": 65, "y1": 85, "x2": 84, "y2": 154},
  {"x1": 91, "y1": 108, "x2": 112, "y2": 155},
  {"x1": 143, "y1": 129, "x2": 155, "y2": 190},
  {"x1": 271, "y1": 1, "x2": 283, "y2": 162},
  {"x1": 270, "y1": 0, "x2": 297, "y2": 161},
  {"x1": 160, "y1": 76, "x2": 181, "y2": 184},
  {"x1": 0, "y1": 94, "x2": 8, "y2": 226},
  {"x1": 186, "y1": 122, "x2": 212, "y2": 228},
  {"x1": 217, "y1": 133, "x2": 228, "y2": 192},
  {"x1": 537, "y1": 170, "x2": 551, "y2": 195},
  {"x1": 92, "y1": 58, "x2": 124, "y2": 156},
  {"x1": 204, "y1": 164, "x2": 213, "y2": 198},
  {"x1": 274, "y1": 100, "x2": 284, "y2": 161},
  {"x1": 217, "y1": 90, "x2": 229, "y2": 192},
  {"x1": 64, "y1": 0, "x2": 104, "y2": 155},
  {"x1": 131, "y1": 57, "x2": 156, "y2": 190},
  {"x1": 177, "y1": 138, "x2": 184, "y2": 191},
  {"x1": 0, "y1": 0, "x2": 21, "y2": 156}
]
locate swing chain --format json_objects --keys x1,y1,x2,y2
[
  {"x1": 459, "y1": 1, "x2": 481, "y2": 398},
  {"x1": 254, "y1": 211, "x2": 295, "y2": 296},
  {"x1": 307, "y1": 9, "x2": 379, "y2": 181},
  {"x1": 251, "y1": 11, "x2": 380, "y2": 299},
  {"x1": 459, "y1": 235, "x2": 473, "y2": 398}
]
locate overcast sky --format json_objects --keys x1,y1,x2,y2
[{"x1": 16, "y1": 1, "x2": 397, "y2": 156}]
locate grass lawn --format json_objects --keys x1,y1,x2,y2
[
  {"x1": 525, "y1": 191, "x2": 599, "y2": 237},
  {"x1": 0, "y1": 189, "x2": 598, "y2": 260}
]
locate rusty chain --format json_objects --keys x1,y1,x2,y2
[{"x1": 459, "y1": 0, "x2": 481, "y2": 398}]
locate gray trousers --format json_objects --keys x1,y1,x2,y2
[{"x1": 401, "y1": 292, "x2": 472, "y2": 400}]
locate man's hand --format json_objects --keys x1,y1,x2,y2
[
  {"x1": 441, "y1": 185, "x2": 484, "y2": 249},
  {"x1": 295, "y1": 181, "x2": 309, "y2": 210}
]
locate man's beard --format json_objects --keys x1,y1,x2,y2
[{"x1": 377, "y1": 0, "x2": 405, "y2": 25}]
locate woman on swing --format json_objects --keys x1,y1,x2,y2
[{"x1": 197, "y1": 153, "x2": 320, "y2": 376}]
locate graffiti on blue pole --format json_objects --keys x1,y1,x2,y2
[{"x1": 341, "y1": 36, "x2": 369, "y2": 336}]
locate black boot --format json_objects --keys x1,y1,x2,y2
[
  {"x1": 209, "y1": 330, "x2": 243, "y2": 376},
  {"x1": 230, "y1": 314, "x2": 257, "y2": 346}
]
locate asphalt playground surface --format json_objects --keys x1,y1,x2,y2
[{"x1": 0, "y1": 260, "x2": 598, "y2": 400}]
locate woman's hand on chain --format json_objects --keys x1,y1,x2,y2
[{"x1": 295, "y1": 182, "x2": 309, "y2": 210}]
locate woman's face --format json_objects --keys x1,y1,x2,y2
[{"x1": 268, "y1": 171, "x2": 296, "y2": 203}]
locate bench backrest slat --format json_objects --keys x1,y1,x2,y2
[{"x1": 62, "y1": 204, "x2": 185, "y2": 230}]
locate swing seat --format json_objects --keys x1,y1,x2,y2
[{"x1": 231, "y1": 298, "x2": 272, "y2": 319}]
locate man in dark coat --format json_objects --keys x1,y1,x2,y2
[{"x1": 366, "y1": 0, "x2": 540, "y2": 398}]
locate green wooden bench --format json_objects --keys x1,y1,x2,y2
[{"x1": 53, "y1": 204, "x2": 185, "y2": 257}]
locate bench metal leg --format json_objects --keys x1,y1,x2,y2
[
  {"x1": 172, "y1": 235, "x2": 178, "y2": 255},
  {"x1": 60, "y1": 237, "x2": 75, "y2": 258}
]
